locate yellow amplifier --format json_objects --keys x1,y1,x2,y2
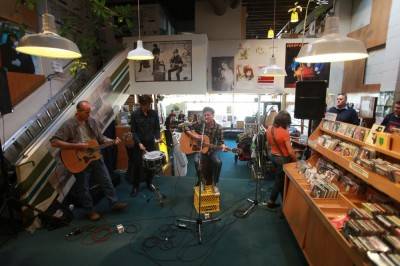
[{"x1": 193, "y1": 185, "x2": 220, "y2": 214}]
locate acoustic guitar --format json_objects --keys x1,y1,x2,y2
[
  {"x1": 179, "y1": 130, "x2": 237, "y2": 155},
  {"x1": 60, "y1": 139, "x2": 117, "y2": 173}
]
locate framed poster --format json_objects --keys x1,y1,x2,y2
[
  {"x1": 134, "y1": 40, "x2": 192, "y2": 82},
  {"x1": 211, "y1": 56, "x2": 234, "y2": 91},
  {"x1": 285, "y1": 43, "x2": 330, "y2": 88}
]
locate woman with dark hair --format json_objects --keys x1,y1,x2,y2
[{"x1": 265, "y1": 111, "x2": 297, "y2": 208}]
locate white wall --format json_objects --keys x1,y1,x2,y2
[
  {"x1": 209, "y1": 38, "x2": 317, "y2": 94},
  {"x1": 381, "y1": 0, "x2": 400, "y2": 92},
  {"x1": 195, "y1": 1, "x2": 242, "y2": 40},
  {"x1": 349, "y1": 0, "x2": 399, "y2": 92},
  {"x1": 124, "y1": 34, "x2": 208, "y2": 95}
]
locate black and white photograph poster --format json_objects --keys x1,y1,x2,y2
[
  {"x1": 134, "y1": 40, "x2": 192, "y2": 82},
  {"x1": 211, "y1": 56, "x2": 234, "y2": 91}
]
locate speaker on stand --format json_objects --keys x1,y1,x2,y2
[{"x1": 295, "y1": 80, "x2": 328, "y2": 136}]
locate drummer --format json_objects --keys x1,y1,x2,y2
[{"x1": 130, "y1": 95, "x2": 161, "y2": 197}]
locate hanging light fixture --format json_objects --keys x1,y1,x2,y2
[
  {"x1": 260, "y1": 0, "x2": 287, "y2": 77},
  {"x1": 267, "y1": 27, "x2": 274, "y2": 39},
  {"x1": 290, "y1": 11, "x2": 299, "y2": 23},
  {"x1": 288, "y1": 2, "x2": 302, "y2": 23},
  {"x1": 296, "y1": 0, "x2": 368, "y2": 63},
  {"x1": 16, "y1": 12, "x2": 81, "y2": 59},
  {"x1": 127, "y1": 0, "x2": 154, "y2": 60}
]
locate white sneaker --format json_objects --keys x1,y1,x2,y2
[{"x1": 213, "y1": 185, "x2": 220, "y2": 194}]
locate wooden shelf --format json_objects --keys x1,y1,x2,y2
[
  {"x1": 283, "y1": 163, "x2": 367, "y2": 266},
  {"x1": 308, "y1": 142, "x2": 400, "y2": 202},
  {"x1": 319, "y1": 127, "x2": 400, "y2": 160}
]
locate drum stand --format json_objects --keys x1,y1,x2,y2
[{"x1": 176, "y1": 123, "x2": 221, "y2": 244}]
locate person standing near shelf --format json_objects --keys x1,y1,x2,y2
[
  {"x1": 327, "y1": 93, "x2": 360, "y2": 125},
  {"x1": 265, "y1": 111, "x2": 297, "y2": 209},
  {"x1": 381, "y1": 101, "x2": 400, "y2": 133}
]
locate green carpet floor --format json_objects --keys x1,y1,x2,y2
[{"x1": 0, "y1": 140, "x2": 307, "y2": 266}]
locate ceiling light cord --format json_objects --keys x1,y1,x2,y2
[
  {"x1": 272, "y1": 0, "x2": 276, "y2": 57},
  {"x1": 137, "y1": 0, "x2": 141, "y2": 40},
  {"x1": 300, "y1": 0, "x2": 312, "y2": 80}
]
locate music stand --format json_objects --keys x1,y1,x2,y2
[{"x1": 176, "y1": 123, "x2": 221, "y2": 244}]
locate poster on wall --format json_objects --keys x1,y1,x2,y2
[
  {"x1": 233, "y1": 41, "x2": 277, "y2": 93},
  {"x1": 211, "y1": 56, "x2": 234, "y2": 91},
  {"x1": 134, "y1": 40, "x2": 192, "y2": 82},
  {"x1": 0, "y1": 21, "x2": 41, "y2": 74},
  {"x1": 284, "y1": 43, "x2": 330, "y2": 88}
]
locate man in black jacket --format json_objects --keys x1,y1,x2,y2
[
  {"x1": 130, "y1": 95, "x2": 160, "y2": 197},
  {"x1": 327, "y1": 93, "x2": 359, "y2": 125}
]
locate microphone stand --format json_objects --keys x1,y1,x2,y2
[{"x1": 176, "y1": 122, "x2": 221, "y2": 244}]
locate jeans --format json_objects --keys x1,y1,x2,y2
[
  {"x1": 74, "y1": 158, "x2": 118, "y2": 210},
  {"x1": 269, "y1": 155, "x2": 291, "y2": 203},
  {"x1": 130, "y1": 140, "x2": 156, "y2": 188},
  {"x1": 194, "y1": 151, "x2": 222, "y2": 185}
]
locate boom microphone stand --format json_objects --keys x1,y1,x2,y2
[{"x1": 176, "y1": 123, "x2": 221, "y2": 244}]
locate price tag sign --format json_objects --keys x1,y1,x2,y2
[
  {"x1": 325, "y1": 112, "x2": 337, "y2": 121},
  {"x1": 349, "y1": 162, "x2": 369, "y2": 179}
]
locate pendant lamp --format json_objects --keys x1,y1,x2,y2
[
  {"x1": 290, "y1": 11, "x2": 299, "y2": 23},
  {"x1": 296, "y1": 16, "x2": 368, "y2": 63},
  {"x1": 16, "y1": 13, "x2": 81, "y2": 59},
  {"x1": 260, "y1": 0, "x2": 287, "y2": 77},
  {"x1": 127, "y1": 0, "x2": 154, "y2": 60},
  {"x1": 267, "y1": 28, "x2": 274, "y2": 39}
]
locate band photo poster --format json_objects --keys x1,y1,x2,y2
[
  {"x1": 211, "y1": 56, "x2": 234, "y2": 91},
  {"x1": 134, "y1": 40, "x2": 192, "y2": 82},
  {"x1": 284, "y1": 43, "x2": 330, "y2": 88}
]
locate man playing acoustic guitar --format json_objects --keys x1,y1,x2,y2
[
  {"x1": 50, "y1": 101, "x2": 127, "y2": 221},
  {"x1": 184, "y1": 107, "x2": 227, "y2": 193}
]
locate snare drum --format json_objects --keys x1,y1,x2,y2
[{"x1": 143, "y1": 151, "x2": 165, "y2": 173}]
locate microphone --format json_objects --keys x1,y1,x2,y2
[
  {"x1": 150, "y1": 184, "x2": 166, "y2": 207},
  {"x1": 65, "y1": 228, "x2": 82, "y2": 238}
]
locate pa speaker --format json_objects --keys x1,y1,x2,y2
[
  {"x1": 295, "y1": 80, "x2": 327, "y2": 120},
  {"x1": 0, "y1": 68, "x2": 13, "y2": 115}
]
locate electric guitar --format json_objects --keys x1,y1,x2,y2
[
  {"x1": 60, "y1": 139, "x2": 118, "y2": 173},
  {"x1": 179, "y1": 130, "x2": 238, "y2": 155}
]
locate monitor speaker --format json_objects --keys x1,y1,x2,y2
[
  {"x1": 0, "y1": 68, "x2": 13, "y2": 115},
  {"x1": 295, "y1": 80, "x2": 327, "y2": 120}
]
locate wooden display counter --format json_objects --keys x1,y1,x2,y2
[
  {"x1": 283, "y1": 163, "x2": 366, "y2": 266},
  {"x1": 283, "y1": 120, "x2": 400, "y2": 266}
]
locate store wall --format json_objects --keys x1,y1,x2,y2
[
  {"x1": 124, "y1": 34, "x2": 208, "y2": 95},
  {"x1": 195, "y1": 1, "x2": 242, "y2": 40}
]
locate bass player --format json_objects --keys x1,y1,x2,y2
[
  {"x1": 184, "y1": 107, "x2": 227, "y2": 193},
  {"x1": 50, "y1": 100, "x2": 127, "y2": 221}
]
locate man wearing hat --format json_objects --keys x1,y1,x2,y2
[{"x1": 168, "y1": 48, "x2": 183, "y2": 81}]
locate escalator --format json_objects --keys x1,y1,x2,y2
[{"x1": 2, "y1": 49, "x2": 131, "y2": 230}]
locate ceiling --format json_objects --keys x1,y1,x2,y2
[
  {"x1": 242, "y1": 0, "x2": 318, "y2": 39},
  {"x1": 107, "y1": 0, "x2": 322, "y2": 38}
]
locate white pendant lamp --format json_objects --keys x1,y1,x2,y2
[
  {"x1": 296, "y1": 16, "x2": 368, "y2": 63},
  {"x1": 260, "y1": 56, "x2": 287, "y2": 77},
  {"x1": 260, "y1": 0, "x2": 286, "y2": 77},
  {"x1": 16, "y1": 13, "x2": 82, "y2": 59},
  {"x1": 127, "y1": 0, "x2": 154, "y2": 60}
]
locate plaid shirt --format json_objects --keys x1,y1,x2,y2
[{"x1": 186, "y1": 120, "x2": 224, "y2": 152}]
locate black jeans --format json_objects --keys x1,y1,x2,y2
[
  {"x1": 129, "y1": 140, "x2": 156, "y2": 188},
  {"x1": 269, "y1": 154, "x2": 291, "y2": 203},
  {"x1": 194, "y1": 152, "x2": 222, "y2": 185}
]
